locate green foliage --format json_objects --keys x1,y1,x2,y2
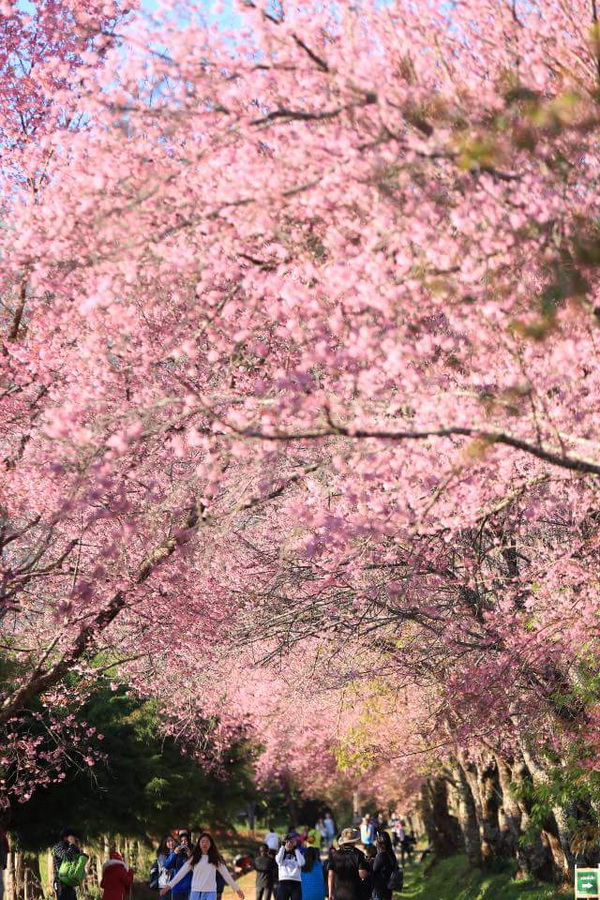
[
  {"x1": 402, "y1": 855, "x2": 572, "y2": 900},
  {"x1": 510, "y1": 667, "x2": 600, "y2": 855},
  {"x1": 512, "y1": 752, "x2": 600, "y2": 855},
  {"x1": 9, "y1": 680, "x2": 257, "y2": 851}
]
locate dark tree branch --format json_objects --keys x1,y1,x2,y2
[
  {"x1": 291, "y1": 34, "x2": 329, "y2": 72},
  {"x1": 237, "y1": 422, "x2": 600, "y2": 477}
]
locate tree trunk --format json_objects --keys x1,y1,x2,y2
[
  {"x1": 13, "y1": 852, "x2": 24, "y2": 900},
  {"x1": 477, "y1": 756, "x2": 505, "y2": 863},
  {"x1": 419, "y1": 778, "x2": 463, "y2": 859},
  {"x1": 280, "y1": 775, "x2": 298, "y2": 827},
  {"x1": 451, "y1": 760, "x2": 482, "y2": 868},
  {"x1": 21, "y1": 855, "x2": 43, "y2": 900},
  {"x1": 136, "y1": 840, "x2": 146, "y2": 877},
  {"x1": 6, "y1": 849, "x2": 14, "y2": 900},
  {"x1": 46, "y1": 850, "x2": 54, "y2": 897},
  {"x1": 459, "y1": 753, "x2": 501, "y2": 865},
  {"x1": 495, "y1": 754, "x2": 522, "y2": 860},
  {"x1": 519, "y1": 745, "x2": 573, "y2": 882}
]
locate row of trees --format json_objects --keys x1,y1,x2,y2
[
  {"x1": 2, "y1": 0, "x2": 600, "y2": 885},
  {"x1": 418, "y1": 749, "x2": 600, "y2": 881},
  {"x1": 2, "y1": 674, "x2": 258, "y2": 899}
]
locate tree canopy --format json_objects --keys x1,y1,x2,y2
[{"x1": 2, "y1": 0, "x2": 600, "y2": 881}]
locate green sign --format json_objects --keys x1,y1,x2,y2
[{"x1": 576, "y1": 868, "x2": 600, "y2": 898}]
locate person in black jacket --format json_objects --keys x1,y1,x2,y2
[
  {"x1": 327, "y1": 829, "x2": 369, "y2": 900},
  {"x1": 52, "y1": 829, "x2": 85, "y2": 900},
  {"x1": 371, "y1": 833, "x2": 396, "y2": 900},
  {"x1": 254, "y1": 844, "x2": 276, "y2": 900}
]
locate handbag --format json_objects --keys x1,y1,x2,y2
[
  {"x1": 387, "y1": 855, "x2": 404, "y2": 892},
  {"x1": 58, "y1": 855, "x2": 88, "y2": 887}
]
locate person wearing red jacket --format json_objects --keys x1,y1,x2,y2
[{"x1": 101, "y1": 851, "x2": 133, "y2": 900}]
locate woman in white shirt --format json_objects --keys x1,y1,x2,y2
[
  {"x1": 275, "y1": 836, "x2": 305, "y2": 900},
  {"x1": 160, "y1": 833, "x2": 244, "y2": 900}
]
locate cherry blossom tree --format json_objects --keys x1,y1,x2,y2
[{"x1": 2, "y1": 0, "x2": 600, "y2": 879}]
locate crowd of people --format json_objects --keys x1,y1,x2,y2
[
  {"x1": 150, "y1": 812, "x2": 413, "y2": 900},
  {"x1": 240, "y1": 819, "x2": 407, "y2": 900},
  {"x1": 46, "y1": 811, "x2": 415, "y2": 900},
  {"x1": 50, "y1": 827, "x2": 243, "y2": 900}
]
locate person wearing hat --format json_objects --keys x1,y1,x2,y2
[
  {"x1": 101, "y1": 848, "x2": 134, "y2": 900},
  {"x1": 327, "y1": 829, "x2": 368, "y2": 900}
]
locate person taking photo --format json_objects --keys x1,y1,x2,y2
[
  {"x1": 275, "y1": 835, "x2": 305, "y2": 900},
  {"x1": 165, "y1": 831, "x2": 193, "y2": 900}
]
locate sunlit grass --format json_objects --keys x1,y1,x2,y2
[{"x1": 399, "y1": 855, "x2": 573, "y2": 900}]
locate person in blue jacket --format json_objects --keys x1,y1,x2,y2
[
  {"x1": 164, "y1": 830, "x2": 193, "y2": 900},
  {"x1": 300, "y1": 848, "x2": 325, "y2": 900}
]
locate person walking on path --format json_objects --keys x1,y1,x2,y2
[
  {"x1": 101, "y1": 850, "x2": 133, "y2": 900},
  {"x1": 159, "y1": 837, "x2": 177, "y2": 871},
  {"x1": 165, "y1": 831, "x2": 192, "y2": 900},
  {"x1": 52, "y1": 829, "x2": 87, "y2": 900},
  {"x1": 392, "y1": 823, "x2": 406, "y2": 864},
  {"x1": 359, "y1": 818, "x2": 375, "y2": 850},
  {"x1": 370, "y1": 834, "x2": 396, "y2": 900},
  {"x1": 254, "y1": 844, "x2": 276, "y2": 900},
  {"x1": 160, "y1": 833, "x2": 244, "y2": 900},
  {"x1": 300, "y1": 849, "x2": 325, "y2": 900},
  {"x1": 323, "y1": 816, "x2": 335, "y2": 851},
  {"x1": 327, "y1": 829, "x2": 368, "y2": 900},
  {"x1": 275, "y1": 835, "x2": 305, "y2": 900},
  {"x1": 316, "y1": 820, "x2": 328, "y2": 853},
  {"x1": 152, "y1": 836, "x2": 177, "y2": 892},
  {"x1": 400, "y1": 830, "x2": 413, "y2": 865},
  {"x1": 264, "y1": 828, "x2": 280, "y2": 854}
]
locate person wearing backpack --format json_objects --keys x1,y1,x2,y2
[
  {"x1": 52, "y1": 829, "x2": 88, "y2": 900},
  {"x1": 371, "y1": 834, "x2": 402, "y2": 900},
  {"x1": 151, "y1": 836, "x2": 177, "y2": 892},
  {"x1": 101, "y1": 849, "x2": 134, "y2": 900},
  {"x1": 327, "y1": 828, "x2": 369, "y2": 900}
]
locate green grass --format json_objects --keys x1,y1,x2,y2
[{"x1": 401, "y1": 855, "x2": 574, "y2": 900}]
